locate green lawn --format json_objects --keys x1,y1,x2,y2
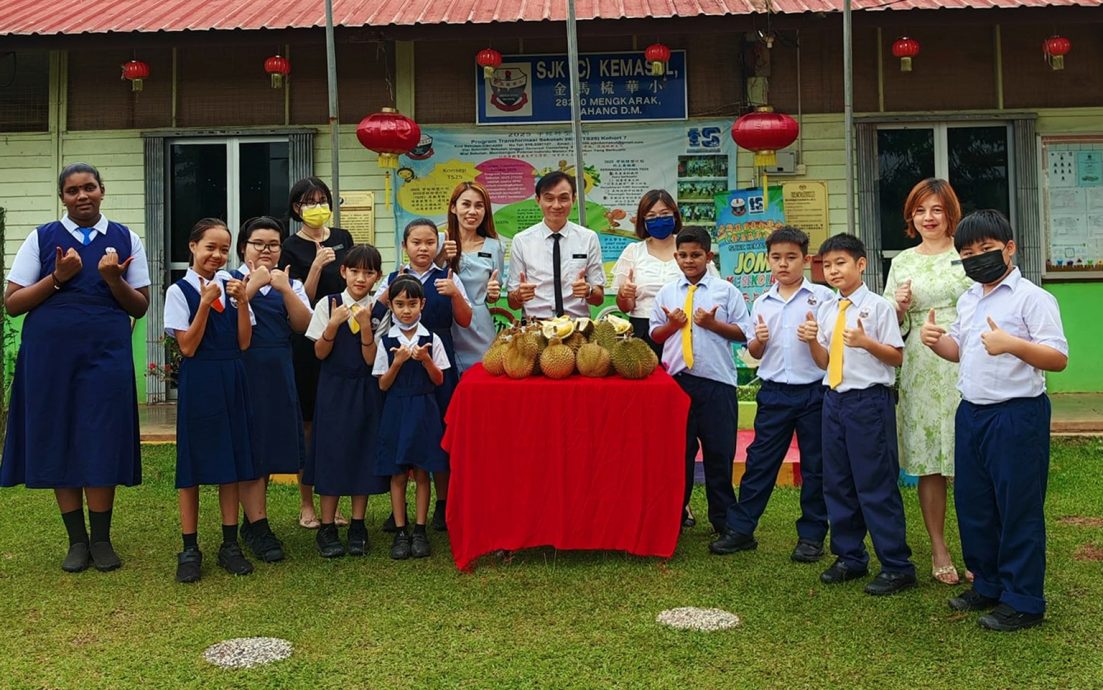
[{"x1": 1, "y1": 439, "x2": 1101, "y2": 689}]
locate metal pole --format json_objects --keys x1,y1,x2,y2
[
  {"x1": 565, "y1": 0, "x2": 586, "y2": 226},
  {"x1": 324, "y1": 0, "x2": 341, "y2": 226},
  {"x1": 843, "y1": 0, "x2": 855, "y2": 234}
]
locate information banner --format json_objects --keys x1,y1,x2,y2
[
  {"x1": 714, "y1": 187, "x2": 787, "y2": 307},
  {"x1": 782, "y1": 181, "x2": 829, "y2": 253},
  {"x1": 476, "y1": 51, "x2": 687, "y2": 125}
]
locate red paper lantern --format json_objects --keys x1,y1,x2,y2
[
  {"x1": 891, "y1": 37, "x2": 920, "y2": 72},
  {"x1": 1043, "y1": 35, "x2": 1071, "y2": 71},
  {"x1": 357, "y1": 107, "x2": 421, "y2": 170},
  {"x1": 476, "y1": 48, "x2": 503, "y2": 79},
  {"x1": 645, "y1": 43, "x2": 671, "y2": 77},
  {"x1": 730, "y1": 106, "x2": 799, "y2": 168},
  {"x1": 264, "y1": 54, "x2": 291, "y2": 89},
  {"x1": 121, "y1": 59, "x2": 150, "y2": 92}
]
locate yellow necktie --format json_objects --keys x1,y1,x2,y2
[
  {"x1": 828, "y1": 298, "x2": 851, "y2": 389},
  {"x1": 682, "y1": 284, "x2": 697, "y2": 369},
  {"x1": 348, "y1": 303, "x2": 362, "y2": 334}
]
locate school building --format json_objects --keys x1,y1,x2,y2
[{"x1": 1, "y1": 0, "x2": 1100, "y2": 403}]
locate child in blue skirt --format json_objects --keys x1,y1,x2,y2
[
  {"x1": 374, "y1": 276, "x2": 451, "y2": 560},
  {"x1": 375, "y1": 219, "x2": 472, "y2": 531},
  {"x1": 231, "y1": 216, "x2": 313, "y2": 563},
  {"x1": 164, "y1": 218, "x2": 260, "y2": 583},
  {"x1": 304, "y1": 244, "x2": 390, "y2": 558}
]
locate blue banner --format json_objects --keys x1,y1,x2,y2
[{"x1": 476, "y1": 51, "x2": 687, "y2": 125}]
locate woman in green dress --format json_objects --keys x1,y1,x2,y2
[{"x1": 883, "y1": 178, "x2": 973, "y2": 585}]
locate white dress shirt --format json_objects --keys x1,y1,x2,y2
[
  {"x1": 611, "y1": 239, "x2": 718, "y2": 319},
  {"x1": 506, "y1": 220, "x2": 605, "y2": 319},
  {"x1": 815, "y1": 283, "x2": 903, "y2": 393},
  {"x1": 8, "y1": 214, "x2": 151, "y2": 289},
  {"x1": 163, "y1": 268, "x2": 255, "y2": 336},
  {"x1": 305, "y1": 289, "x2": 375, "y2": 342},
  {"x1": 949, "y1": 268, "x2": 1068, "y2": 405},
  {"x1": 753, "y1": 279, "x2": 836, "y2": 385},
  {"x1": 372, "y1": 322, "x2": 451, "y2": 375},
  {"x1": 375, "y1": 264, "x2": 471, "y2": 307}
]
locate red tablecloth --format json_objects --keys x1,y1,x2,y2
[{"x1": 443, "y1": 364, "x2": 690, "y2": 571}]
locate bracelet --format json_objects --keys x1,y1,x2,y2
[
  {"x1": 51, "y1": 272, "x2": 63, "y2": 291},
  {"x1": 321, "y1": 332, "x2": 335, "y2": 342},
  {"x1": 360, "y1": 340, "x2": 374, "y2": 348}
]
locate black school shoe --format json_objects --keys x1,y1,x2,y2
[
  {"x1": 391, "y1": 530, "x2": 412, "y2": 560},
  {"x1": 246, "y1": 526, "x2": 285, "y2": 563},
  {"x1": 949, "y1": 587, "x2": 1000, "y2": 612},
  {"x1": 217, "y1": 542, "x2": 255, "y2": 576},
  {"x1": 347, "y1": 527, "x2": 370, "y2": 557},
  {"x1": 316, "y1": 525, "x2": 346, "y2": 558},
  {"x1": 62, "y1": 542, "x2": 91, "y2": 573},
  {"x1": 89, "y1": 541, "x2": 122, "y2": 572},
  {"x1": 709, "y1": 529, "x2": 758, "y2": 555},
  {"x1": 432, "y1": 500, "x2": 447, "y2": 531},
  {"x1": 411, "y1": 531, "x2": 431, "y2": 558},
  {"x1": 978, "y1": 603, "x2": 1044, "y2": 632},
  {"x1": 176, "y1": 547, "x2": 202, "y2": 584},
  {"x1": 864, "y1": 570, "x2": 918, "y2": 596},
  {"x1": 791, "y1": 539, "x2": 825, "y2": 563},
  {"x1": 820, "y1": 558, "x2": 869, "y2": 584}
]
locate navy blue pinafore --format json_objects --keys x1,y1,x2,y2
[
  {"x1": 1, "y1": 222, "x2": 141, "y2": 488},
  {"x1": 174, "y1": 278, "x2": 258, "y2": 488},
  {"x1": 231, "y1": 271, "x2": 305, "y2": 475},
  {"x1": 305, "y1": 294, "x2": 389, "y2": 496},
  {"x1": 374, "y1": 333, "x2": 447, "y2": 476}
]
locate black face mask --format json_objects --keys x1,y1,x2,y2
[{"x1": 961, "y1": 248, "x2": 1009, "y2": 284}]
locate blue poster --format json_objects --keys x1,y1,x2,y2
[
  {"x1": 475, "y1": 51, "x2": 687, "y2": 125},
  {"x1": 714, "y1": 187, "x2": 786, "y2": 307}
]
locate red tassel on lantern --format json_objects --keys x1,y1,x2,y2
[{"x1": 476, "y1": 48, "x2": 503, "y2": 79}]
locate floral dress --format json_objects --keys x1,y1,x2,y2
[{"x1": 883, "y1": 247, "x2": 973, "y2": 477}]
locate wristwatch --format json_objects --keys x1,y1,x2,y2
[{"x1": 51, "y1": 272, "x2": 63, "y2": 291}]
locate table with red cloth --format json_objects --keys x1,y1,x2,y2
[{"x1": 442, "y1": 364, "x2": 690, "y2": 571}]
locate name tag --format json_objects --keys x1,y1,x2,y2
[
  {"x1": 478, "y1": 252, "x2": 493, "y2": 258},
  {"x1": 572, "y1": 253, "x2": 587, "y2": 260},
  {"x1": 330, "y1": 244, "x2": 345, "y2": 251}
]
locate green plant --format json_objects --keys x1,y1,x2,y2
[{"x1": 146, "y1": 335, "x2": 183, "y2": 385}]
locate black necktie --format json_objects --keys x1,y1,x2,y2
[{"x1": 551, "y1": 233, "x2": 564, "y2": 317}]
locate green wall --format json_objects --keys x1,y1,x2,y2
[{"x1": 1045, "y1": 282, "x2": 1103, "y2": 393}]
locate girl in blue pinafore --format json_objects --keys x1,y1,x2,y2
[
  {"x1": 163, "y1": 218, "x2": 260, "y2": 584},
  {"x1": 229, "y1": 216, "x2": 313, "y2": 564},
  {"x1": 2, "y1": 163, "x2": 150, "y2": 574},
  {"x1": 304, "y1": 244, "x2": 390, "y2": 558},
  {"x1": 374, "y1": 218, "x2": 472, "y2": 531},
  {"x1": 374, "y1": 276, "x2": 451, "y2": 561}
]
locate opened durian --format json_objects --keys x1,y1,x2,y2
[
  {"x1": 541, "y1": 316, "x2": 576, "y2": 340},
  {"x1": 611, "y1": 337, "x2": 659, "y2": 379},
  {"x1": 574, "y1": 317, "x2": 595, "y2": 340},
  {"x1": 576, "y1": 342, "x2": 611, "y2": 377},
  {"x1": 603, "y1": 314, "x2": 632, "y2": 336},
  {"x1": 539, "y1": 337, "x2": 576, "y2": 379}
]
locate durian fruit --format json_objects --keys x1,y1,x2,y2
[
  {"x1": 592, "y1": 320, "x2": 618, "y2": 350},
  {"x1": 483, "y1": 341, "x2": 508, "y2": 375},
  {"x1": 539, "y1": 337, "x2": 576, "y2": 380},
  {"x1": 563, "y1": 331, "x2": 586, "y2": 353},
  {"x1": 574, "y1": 317, "x2": 595, "y2": 341},
  {"x1": 541, "y1": 316, "x2": 576, "y2": 340},
  {"x1": 576, "y1": 342, "x2": 611, "y2": 377},
  {"x1": 611, "y1": 337, "x2": 659, "y2": 379},
  {"x1": 503, "y1": 340, "x2": 537, "y2": 379},
  {"x1": 604, "y1": 314, "x2": 633, "y2": 336},
  {"x1": 516, "y1": 330, "x2": 544, "y2": 360}
]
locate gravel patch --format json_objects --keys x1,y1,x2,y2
[
  {"x1": 203, "y1": 637, "x2": 293, "y2": 669},
  {"x1": 656, "y1": 607, "x2": 741, "y2": 632}
]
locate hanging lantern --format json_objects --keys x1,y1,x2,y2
[
  {"x1": 730, "y1": 106, "x2": 799, "y2": 169},
  {"x1": 264, "y1": 54, "x2": 291, "y2": 89},
  {"x1": 121, "y1": 59, "x2": 150, "y2": 92},
  {"x1": 644, "y1": 43, "x2": 671, "y2": 77},
  {"x1": 356, "y1": 108, "x2": 421, "y2": 207},
  {"x1": 1043, "y1": 35, "x2": 1071, "y2": 71},
  {"x1": 891, "y1": 37, "x2": 920, "y2": 72},
  {"x1": 476, "y1": 48, "x2": 503, "y2": 79}
]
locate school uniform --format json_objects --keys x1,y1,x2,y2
[
  {"x1": 949, "y1": 267, "x2": 1067, "y2": 615},
  {"x1": 816, "y1": 284, "x2": 914, "y2": 576},
  {"x1": 725, "y1": 279, "x2": 834, "y2": 542},
  {"x1": 373, "y1": 322, "x2": 451, "y2": 476},
  {"x1": 650, "y1": 273, "x2": 752, "y2": 532},
  {"x1": 506, "y1": 220, "x2": 605, "y2": 319},
  {"x1": 164, "y1": 269, "x2": 259, "y2": 488},
  {"x1": 303, "y1": 291, "x2": 390, "y2": 497},
  {"x1": 1, "y1": 216, "x2": 148, "y2": 489},
  {"x1": 376, "y1": 265, "x2": 469, "y2": 419},
  {"x1": 230, "y1": 265, "x2": 311, "y2": 475},
  {"x1": 452, "y1": 237, "x2": 505, "y2": 373}
]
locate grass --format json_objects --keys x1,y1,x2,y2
[{"x1": 0, "y1": 439, "x2": 1101, "y2": 689}]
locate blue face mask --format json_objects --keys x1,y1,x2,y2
[{"x1": 644, "y1": 215, "x2": 676, "y2": 239}]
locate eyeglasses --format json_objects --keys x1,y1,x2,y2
[
  {"x1": 297, "y1": 202, "x2": 329, "y2": 211},
  {"x1": 246, "y1": 240, "x2": 281, "y2": 253}
]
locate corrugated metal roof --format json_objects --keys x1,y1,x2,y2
[{"x1": 0, "y1": 0, "x2": 1096, "y2": 36}]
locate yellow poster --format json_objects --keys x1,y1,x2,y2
[
  {"x1": 341, "y1": 191, "x2": 376, "y2": 245},
  {"x1": 782, "y1": 181, "x2": 829, "y2": 252}
]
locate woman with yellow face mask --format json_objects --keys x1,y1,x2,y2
[{"x1": 278, "y1": 177, "x2": 356, "y2": 530}]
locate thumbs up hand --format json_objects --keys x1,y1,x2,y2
[
  {"x1": 55, "y1": 246, "x2": 83, "y2": 283},
  {"x1": 327, "y1": 296, "x2": 351, "y2": 328},
  {"x1": 570, "y1": 268, "x2": 590, "y2": 299},
  {"x1": 435, "y1": 268, "x2": 459, "y2": 297},
  {"x1": 843, "y1": 318, "x2": 869, "y2": 349},
  {"x1": 619, "y1": 268, "x2": 638, "y2": 302},
  {"x1": 919, "y1": 308, "x2": 946, "y2": 348},
  {"x1": 797, "y1": 310, "x2": 819, "y2": 343},
  {"x1": 754, "y1": 314, "x2": 770, "y2": 344},
  {"x1": 661, "y1": 305, "x2": 688, "y2": 327},
  {"x1": 894, "y1": 278, "x2": 913, "y2": 312},
  {"x1": 486, "y1": 269, "x2": 501, "y2": 302},
  {"x1": 516, "y1": 272, "x2": 537, "y2": 303},
  {"x1": 97, "y1": 250, "x2": 133, "y2": 285},
  {"x1": 693, "y1": 304, "x2": 721, "y2": 330},
  {"x1": 980, "y1": 315, "x2": 1015, "y2": 356},
  {"x1": 248, "y1": 260, "x2": 272, "y2": 289},
  {"x1": 442, "y1": 239, "x2": 458, "y2": 261},
  {"x1": 198, "y1": 276, "x2": 222, "y2": 307}
]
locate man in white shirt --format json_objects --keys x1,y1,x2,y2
[{"x1": 506, "y1": 171, "x2": 605, "y2": 319}]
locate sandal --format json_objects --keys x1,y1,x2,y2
[
  {"x1": 298, "y1": 510, "x2": 321, "y2": 530},
  {"x1": 932, "y1": 563, "x2": 960, "y2": 585}
]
